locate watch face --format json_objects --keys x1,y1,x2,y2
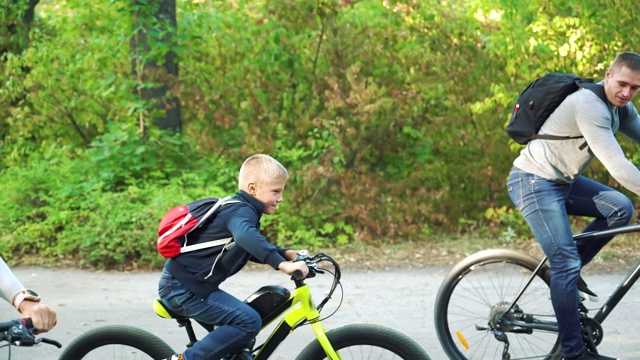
[{"x1": 24, "y1": 289, "x2": 41, "y2": 302}]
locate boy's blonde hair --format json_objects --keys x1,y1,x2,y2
[{"x1": 238, "y1": 154, "x2": 289, "y2": 190}]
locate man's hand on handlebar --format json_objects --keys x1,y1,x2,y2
[{"x1": 18, "y1": 302, "x2": 57, "y2": 334}]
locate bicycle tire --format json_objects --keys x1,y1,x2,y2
[
  {"x1": 295, "y1": 323, "x2": 431, "y2": 360},
  {"x1": 58, "y1": 325, "x2": 175, "y2": 360},
  {"x1": 434, "y1": 249, "x2": 562, "y2": 360}
]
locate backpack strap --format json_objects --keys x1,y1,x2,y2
[
  {"x1": 533, "y1": 78, "x2": 592, "y2": 141},
  {"x1": 182, "y1": 196, "x2": 241, "y2": 254},
  {"x1": 578, "y1": 81, "x2": 629, "y2": 122},
  {"x1": 194, "y1": 196, "x2": 240, "y2": 229}
]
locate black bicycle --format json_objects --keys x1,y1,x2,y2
[
  {"x1": 59, "y1": 252, "x2": 430, "y2": 359},
  {"x1": 0, "y1": 318, "x2": 61, "y2": 358},
  {"x1": 434, "y1": 222, "x2": 640, "y2": 360}
]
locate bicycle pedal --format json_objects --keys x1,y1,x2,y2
[
  {"x1": 578, "y1": 276, "x2": 599, "y2": 302},
  {"x1": 579, "y1": 291, "x2": 599, "y2": 303}
]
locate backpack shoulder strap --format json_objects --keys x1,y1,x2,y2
[
  {"x1": 194, "y1": 196, "x2": 241, "y2": 229},
  {"x1": 579, "y1": 81, "x2": 629, "y2": 122},
  {"x1": 620, "y1": 105, "x2": 629, "y2": 123},
  {"x1": 577, "y1": 80, "x2": 607, "y2": 103}
]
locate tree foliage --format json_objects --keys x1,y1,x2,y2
[{"x1": 1, "y1": 0, "x2": 639, "y2": 268}]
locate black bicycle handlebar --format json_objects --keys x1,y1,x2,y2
[
  {"x1": 292, "y1": 251, "x2": 334, "y2": 280},
  {"x1": 0, "y1": 318, "x2": 62, "y2": 348}
]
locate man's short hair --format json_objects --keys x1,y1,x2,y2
[
  {"x1": 611, "y1": 51, "x2": 640, "y2": 73},
  {"x1": 238, "y1": 154, "x2": 288, "y2": 190}
]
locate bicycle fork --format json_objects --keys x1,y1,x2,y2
[
  {"x1": 286, "y1": 299, "x2": 341, "y2": 360},
  {"x1": 310, "y1": 321, "x2": 340, "y2": 360}
]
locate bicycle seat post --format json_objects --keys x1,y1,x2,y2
[{"x1": 176, "y1": 318, "x2": 198, "y2": 348}]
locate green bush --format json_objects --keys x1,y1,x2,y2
[{"x1": 2, "y1": 1, "x2": 640, "y2": 268}]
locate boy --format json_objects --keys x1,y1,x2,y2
[{"x1": 159, "y1": 154, "x2": 309, "y2": 360}]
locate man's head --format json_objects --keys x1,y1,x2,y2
[
  {"x1": 238, "y1": 154, "x2": 289, "y2": 214},
  {"x1": 605, "y1": 51, "x2": 640, "y2": 107}
]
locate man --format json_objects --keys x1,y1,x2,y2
[{"x1": 507, "y1": 51, "x2": 640, "y2": 360}]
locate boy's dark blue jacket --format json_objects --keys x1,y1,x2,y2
[{"x1": 164, "y1": 190, "x2": 289, "y2": 299}]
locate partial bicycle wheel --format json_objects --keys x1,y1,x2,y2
[
  {"x1": 434, "y1": 249, "x2": 561, "y2": 360},
  {"x1": 59, "y1": 325, "x2": 175, "y2": 360},
  {"x1": 296, "y1": 323, "x2": 430, "y2": 359}
]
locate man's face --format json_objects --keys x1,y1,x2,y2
[
  {"x1": 605, "y1": 65, "x2": 640, "y2": 107},
  {"x1": 249, "y1": 178, "x2": 286, "y2": 215}
]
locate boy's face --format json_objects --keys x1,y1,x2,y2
[{"x1": 248, "y1": 177, "x2": 287, "y2": 215}]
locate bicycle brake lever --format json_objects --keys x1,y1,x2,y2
[
  {"x1": 8, "y1": 323, "x2": 37, "y2": 347},
  {"x1": 39, "y1": 337, "x2": 63, "y2": 348}
]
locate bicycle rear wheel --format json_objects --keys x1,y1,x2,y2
[
  {"x1": 58, "y1": 325, "x2": 175, "y2": 360},
  {"x1": 434, "y1": 249, "x2": 561, "y2": 360},
  {"x1": 296, "y1": 323, "x2": 430, "y2": 359}
]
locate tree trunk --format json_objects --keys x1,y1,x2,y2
[
  {"x1": 0, "y1": 0, "x2": 39, "y2": 58},
  {"x1": 0, "y1": 0, "x2": 40, "y2": 138},
  {"x1": 130, "y1": 0, "x2": 181, "y2": 133}
]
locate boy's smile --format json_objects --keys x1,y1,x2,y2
[{"x1": 250, "y1": 178, "x2": 286, "y2": 215}]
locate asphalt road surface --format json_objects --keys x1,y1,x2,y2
[{"x1": 2, "y1": 265, "x2": 639, "y2": 359}]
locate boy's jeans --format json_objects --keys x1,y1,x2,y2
[
  {"x1": 158, "y1": 269, "x2": 261, "y2": 360},
  {"x1": 507, "y1": 167, "x2": 633, "y2": 357}
]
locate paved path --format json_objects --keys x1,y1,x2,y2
[{"x1": 2, "y1": 266, "x2": 639, "y2": 359}]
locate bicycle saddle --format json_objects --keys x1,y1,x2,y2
[{"x1": 153, "y1": 299, "x2": 188, "y2": 320}]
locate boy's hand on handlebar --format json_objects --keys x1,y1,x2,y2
[
  {"x1": 284, "y1": 249, "x2": 309, "y2": 261},
  {"x1": 278, "y1": 260, "x2": 309, "y2": 278}
]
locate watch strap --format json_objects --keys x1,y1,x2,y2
[{"x1": 13, "y1": 289, "x2": 41, "y2": 310}]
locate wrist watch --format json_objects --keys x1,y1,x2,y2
[{"x1": 13, "y1": 289, "x2": 41, "y2": 310}]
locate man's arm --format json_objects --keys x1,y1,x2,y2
[
  {"x1": 0, "y1": 256, "x2": 58, "y2": 332},
  {"x1": 578, "y1": 101, "x2": 640, "y2": 196},
  {"x1": 0, "y1": 256, "x2": 26, "y2": 306}
]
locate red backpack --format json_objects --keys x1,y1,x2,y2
[{"x1": 157, "y1": 196, "x2": 240, "y2": 258}]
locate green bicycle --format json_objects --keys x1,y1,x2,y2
[{"x1": 59, "y1": 252, "x2": 430, "y2": 359}]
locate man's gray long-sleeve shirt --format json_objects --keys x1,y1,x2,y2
[
  {"x1": 0, "y1": 257, "x2": 24, "y2": 306},
  {"x1": 514, "y1": 86, "x2": 640, "y2": 195}
]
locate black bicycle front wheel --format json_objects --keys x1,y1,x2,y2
[
  {"x1": 295, "y1": 323, "x2": 430, "y2": 360},
  {"x1": 434, "y1": 249, "x2": 561, "y2": 360},
  {"x1": 58, "y1": 325, "x2": 175, "y2": 360}
]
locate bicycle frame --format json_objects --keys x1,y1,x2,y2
[
  {"x1": 502, "y1": 223, "x2": 640, "y2": 332},
  {"x1": 252, "y1": 278, "x2": 338, "y2": 360}
]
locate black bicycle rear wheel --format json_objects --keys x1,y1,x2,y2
[
  {"x1": 58, "y1": 325, "x2": 175, "y2": 360},
  {"x1": 434, "y1": 249, "x2": 561, "y2": 360},
  {"x1": 295, "y1": 323, "x2": 430, "y2": 359}
]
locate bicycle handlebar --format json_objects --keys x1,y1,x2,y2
[
  {"x1": 0, "y1": 318, "x2": 62, "y2": 348},
  {"x1": 290, "y1": 252, "x2": 342, "y2": 313},
  {"x1": 292, "y1": 251, "x2": 337, "y2": 280}
]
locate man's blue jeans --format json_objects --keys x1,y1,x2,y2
[
  {"x1": 158, "y1": 269, "x2": 261, "y2": 360},
  {"x1": 507, "y1": 167, "x2": 633, "y2": 357}
]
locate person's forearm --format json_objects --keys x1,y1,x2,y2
[{"x1": 0, "y1": 257, "x2": 25, "y2": 306}]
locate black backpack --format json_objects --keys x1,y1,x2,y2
[{"x1": 506, "y1": 73, "x2": 629, "y2": 144}]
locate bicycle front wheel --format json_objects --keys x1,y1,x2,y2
[
  {"x1": 58, "y1": 325, "x2": 175, "y2": 360},
  {"x1": 434, "y1": 249, "x2": 561, "y2": 360},
  {"x1": 296, "y1": 323, "x2": 430, "y2": 360}
]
